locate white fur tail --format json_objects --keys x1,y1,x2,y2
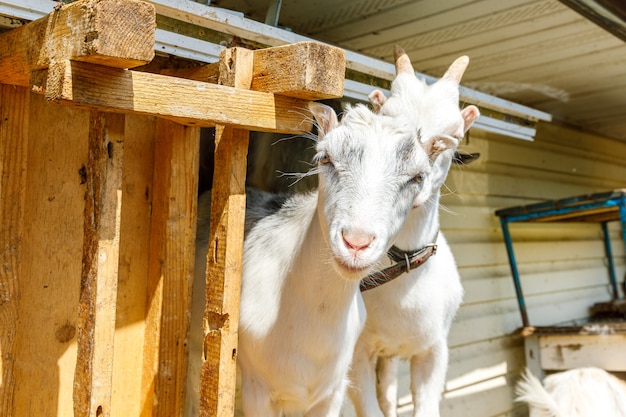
[{"x1": 515, "y1": 369, "x2": 563, "y2": 417}]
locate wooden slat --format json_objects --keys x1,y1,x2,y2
[
  {"x1": 73, "y1": 112, "x2": 125, "y2": 417},
  {"x1": 199, "y1": 47, "x2": 252, "y2": 417},
  {"x1": 0, "y1": 84, "x2": 29, "y2": 417},
  {"x1": 250, "y1": 42, "x2": 345, "y2": 99},
  {"x1": 161, "y1": 41, "x2": 345, "y2": 100},
  {"x1": 110, "y1": 115, "x2": 156, "y2": 417},
  {"x1": 0, "y1": 0, "x2": 155, "y2": 87},
  {"x1": 144, "y1": 119, "x2": 200, "y2": 417},
  {"x1": 15, "y1": 92, "x2": 89, "y2": 417},
  {"x1": 31, "y1": 60, "x2": 314, "y2": 134},
  {"x1": 537, "y1": 333, "x2": 626, "y2": 371}
]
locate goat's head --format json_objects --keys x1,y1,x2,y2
[
  {"x1": 370, "y1": 47, "x2": 480, "y2": 206},
  {"x1": 308, "y1": 101, "x2": 453, "y2": 280}
]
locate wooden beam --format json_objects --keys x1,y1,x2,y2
[
  {"x1": 0, "y1": 84, "x2": 29, "y2": 417},
  {"x1": 15, "y1": 91, "x2": 89, "y2": 417},
  {"x1": 73, "y1": 112, "x2": 125, "y2": 417},
  {"x1": 31, "y1": 60, "x2": 314, "y2": 134},
  {"x1": 537, "y1": 334, "x2": 626, "y2": 372},
  {"x1": 110, "y1": 115, "x2": 156, "y2": 417},
  {"x1": 199, "y1": 47, "x2": 252, "y2": 417},
  {"x1": 0, "y1": 0, "x2": 155, "y2": 87},
  {"x1": 161, "y1": 42, "x2": 345, "y2": 100},
  {"x1": 145, "y1": 119, "x2": 200, "y2": 417},
  {"x1": 251, "y1": 42, "x2": 345, "y2": 99}
]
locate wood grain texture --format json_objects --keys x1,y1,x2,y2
[
  {"x1": 111, "y1": 115, "x2": 155, "y2": 417},
  {"x1": 32, "y1": 60, "x2": 314, "y2": 134},
  {"x1": 199, "y1": 47, "x2": 251, "y2": 417},
  {"x1": 14, "y1": 92, "x2": 89, "y2": 417},
  {"x1": 0, "y1": 0, "x2": 155, "y2": 87},
  {"x1": 73, "y1": 112, "x2": 125, "y2": 417},
  {"x1": 144, "y1": 118, "x2": 200, "y2": 417},
  {"x1": 251, "y1": 42, "x2": 345, "y2": 99},
  {"x1": 0, "y1": 84, "x2": 29, "y2": 417}
]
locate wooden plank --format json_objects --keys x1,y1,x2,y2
[
  {"x1": 0, "y1": 84, "x2": 29, "y2": 417},
  {"x1": 110, "y1": 115, "x2": 155, "y2": 417},
  {"x1": 200, "y1": 125, "x2": 248, "y2": 417},
  {"x1": 251, "y1": 42, "x2": 344, "y2": 99},
  {"x1": 0, "y1": 0, "x2": 155, "y2": 87},
  {"x1": 199, "y1": 47, "x2": 251, "y2": 417},
  {"x1": 523, "y1": 335, "x2": 545, "y2": 379},
  {"x1": 538, "y1": 333, "x2": 626, "y2": 371},
  {"x1": 31, "y1": 60, "x2": 314, "y2": 134},
  {"x1": 162, "y1": 41, "x2": 345, "y2": 100},
  {"x1": 144, "y1": 119, "x2": 200, "y2": 417},
  {"x1": 73, "y1": 111, "x2": 125, "y2": 417},
  {"x1": 14, "y1": 92, "x2": 89, "y2": 417},
  {"x1": 161, "y1": 63, "x2": 220, "y2": 84}
]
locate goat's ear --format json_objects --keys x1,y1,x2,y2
[
  {"x1": 368, "y1": 90, "x2": 387, "y2": 112},
  {"x1": 424, "y1": 135, "x2": 459, "y2": 161},
  {"x1": 309, "y1": 102, "x2": 339, "y2": 138},
  {"x1": 461, "y1": 105, "x2": 480, "y2": 132}
]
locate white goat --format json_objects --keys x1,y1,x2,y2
[
  {"x1": 348, "y1": 47, "x2": 480, "y2": 417},
  {"x1": 516, "y1": 367, "x2": 626, "y2": 417},
  {"x1": 187, "y1": 99, "x2": 459, "y2": 416}
]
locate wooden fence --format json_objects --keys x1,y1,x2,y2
[{"x1": 0, "y1": 1, "x2": 345, "y2": 416}]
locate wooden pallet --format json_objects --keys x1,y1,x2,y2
[{"x1": 0, "y1": 1, "x2": 345, "y2": 416}]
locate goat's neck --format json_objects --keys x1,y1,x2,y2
[
  {"x1": 393, "y1": 189, "x2": 441, "y2": 251},
  {"x1": 286, "y1": 212, "x2": 361, "y2": 308}
]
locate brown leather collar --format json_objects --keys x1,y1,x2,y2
[{"x1": 360, "y1": 242, "x2": 437, "y2": 292}]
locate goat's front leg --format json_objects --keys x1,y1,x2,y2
[
  {"x1": 240, "y1": 376, "x2": 281, "y2": 417},
  {"x1": 410, "y1": 340, "x2": 448, "y2": 417},
  {"x1": 376, "y1": 356, "x2": 399, "y2": 417},
  {"x1": 348, "y1": 344, "x2": 385, "y2": 417},
  {"x1": 304, "y1": 379, "x2": 348, "y2": 417}
]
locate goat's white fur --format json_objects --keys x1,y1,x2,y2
[
  {"x1": 187, "y1": 99, "x2": 457, "y2": 416},
  {"x1": 348, "y1": 48, "x2": 480, "y2": 417},
  {"x1": 515, "y1": 367, "x2": 626, "y2": 417}
]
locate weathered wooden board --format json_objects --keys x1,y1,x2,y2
[
  {"x1": 73, "y1": 111, "x2": 125, "y2": 417},
  {"x1": 0, "y1": 0, "x2": 155, "y2": 87},
  {"x1": 0, "y1": 84, "x2": 29, "y2": 417},
  {"x1": 31, "y1": 60, "x2": 314, "y2": 134},
  {"x1": 111, "y1": 114, "x2": 155, "y2": 417},
  {"x1": 165, "y1": 42, "x2": 344, "y2": 99},
  {"x1": 535, "y1": 333, "x2": 626, "y2": 371},
  {"x1": 144, "y1": 119, "x2": 200, "y2": 417},
  {"x1": 14, "y1": 92, "x2": 89, "y2": 417},
  {"x1": 199, "y1": 47, "x2": 252, "y2": 417},
  {"x1": 250, "y1": 42, "x2": 345, "y2": 99}
]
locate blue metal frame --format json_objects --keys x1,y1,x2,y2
[{"x1": 495, "y1": 190, "x2": 626, "y2": 328}]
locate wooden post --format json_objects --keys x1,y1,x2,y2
[
  {"x1": 0, "y1": 0, "x2": 155, "y2": 87},
  {"x1": 0, "y1": 85, "x2": 29, "y2": 417},
  {"x1": 15, "y1": 93, "x2": 89, "y2": 417},
  {"x1": 73, "y1": 111, "x2": 125, "y2": 417},
  {"x1": 199, "y1": 47, "x2": 253, "y2": 417},
  {"x1": 144, "y1": 119, "x2": 200, "y2": 417},
  {"x1": 111, "y1": 115, "x2": 156, "y2": 417}
]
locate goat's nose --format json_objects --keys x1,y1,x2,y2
[{"x1": 342, "y1": 229, "x2": 375, "y2": 253}]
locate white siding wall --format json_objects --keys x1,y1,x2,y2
[{"x1": 341, "y1": 122, "x2": 626, "y2": 417}]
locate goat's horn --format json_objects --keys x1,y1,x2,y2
[
  {"x1": 394, "y1": 45, "x2": 414, "y2": 75},
  {"x1": 442, "y1": 56, "x2": 470, "y2": 84}
]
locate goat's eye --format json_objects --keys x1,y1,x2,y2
[
  {"x1": 413, "y1": 172, "x2": 426, "y2": 184},
  {"x1": 317, "y1": 153, "x2": 332, "y2": 165}
]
